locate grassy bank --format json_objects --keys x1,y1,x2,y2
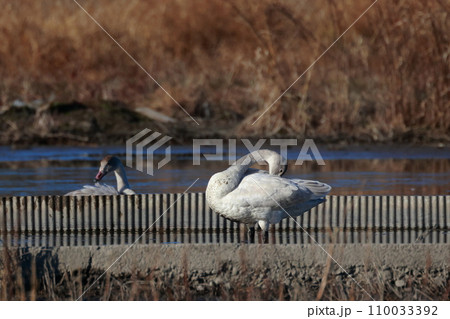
[
  {"x1": 2, "y1": 263, "x2": 449, "y2": 301},
  {"x1": 1, "y1": 244, "x2": 449, "y2": 301},
  {"x1": 0, "y1": 0, "x2": 448, "y2": 143}
]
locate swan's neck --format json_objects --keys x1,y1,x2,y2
[
  {"x1": 114, "y1": 164, "x2": 131, "y2": 193},
  {"x1": 234, "y1": 150, "x2": 274, "y2": 172},
  {"x1": 208, "y1": 153, "x2": 259, "y2": 199},
  {"x1": 233, "y1": 153, "x2": 258, "y2": 174}
]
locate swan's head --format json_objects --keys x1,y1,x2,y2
[
  {"x1": 274, "y1": 162, "x2": 288, "y2": 177},
  {"x1": 245, "y1": 149, "x2": 287, "y2": 176},
  {"x1": 266, "y1": 152, "x2": 287, "y2": 176},
  {"x1": 94, "y1": 155, "x2": 121, "y2": 182}
]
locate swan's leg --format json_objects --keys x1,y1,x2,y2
[
  {"x1": 258, "y1": 220, "x2": 269, "y2": 244},
  {"x1": 247, "y1": 225, "x2": 255, "y2": 244},
  {"x1": 263, "y1": 230, "x2": 269, "y2": 244}
]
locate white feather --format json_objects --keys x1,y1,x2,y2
[{"x1": 65, "y1": 183, "x2": 119, "y2": 196}]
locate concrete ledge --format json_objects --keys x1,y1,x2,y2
[{"x1": 2, "y1": 244, "x2": 448, "y2": 276}]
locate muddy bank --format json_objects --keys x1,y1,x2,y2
[
  {"x1": 0, "y1": 101, "x2": 206, "y2": 146},
  {"x1": 1, "y1": 244, "x2": 449, "y2": 300},
  {"x1": 1, "y1": 101, "x2": 448, "y2": 146}
]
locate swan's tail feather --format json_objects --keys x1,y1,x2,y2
[{"x1": 299, "y1": 180, "x2": 331, "y2": 199}]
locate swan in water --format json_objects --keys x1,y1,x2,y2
[
  {"x1": 206, "y1": 149, "x2": 331, "y2": 242},
  {"x1": 65, "y1": 155, "x2": 135, "y2": 196}
]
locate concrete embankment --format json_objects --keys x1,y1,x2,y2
[{"x1": 3, "y1": 243, "x2": 448, "y2": 275}]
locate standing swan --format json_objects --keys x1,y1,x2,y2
[
  {"x1": 206, "y1": 149, "x2": 331, "y2": 242},
  {"x1": 65, "y1": 155, "x2": 135, "y2": 195}
]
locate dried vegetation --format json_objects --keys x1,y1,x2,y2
[{"x1": 0, "y1": 0, "x2": 448, "y2": 143}]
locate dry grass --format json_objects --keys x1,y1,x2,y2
[
  {"x1": 1, "y1": 244, "x2": 449, "y2": 301},
  {"x1": 0, "y1": 0, "x2": 448, "y2": 141}
]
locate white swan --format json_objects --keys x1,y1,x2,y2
[
  {"x1": 206, "y1": 149, "x2": 331, "y2": 242},
  {"x1": 65, "y1": 155, "x2": 135, "y2": 196}
]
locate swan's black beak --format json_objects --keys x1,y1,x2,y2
[
  {"x1": 95, "y1": 170, "x2": 105, "y2": 183},
  {"x1": 279, "y1": 164, "x2": 288, "y2": 176}
]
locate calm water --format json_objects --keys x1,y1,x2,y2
[{"x1": 0, "y1": 145, "x2": 448, "y2": 196}]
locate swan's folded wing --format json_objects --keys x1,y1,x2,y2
[
  {"x1": 230, "y1": 173, "x2": 318, "y2": 209},
  {"x1": 281, "y1": 198, "x2": 326, "y2": 219},
  {"x1": 289, "y1": 179, "x2": 332, "y2": 199},
  {"x1": 65, "y1": 183, "x2": 119, "y2": 196}
]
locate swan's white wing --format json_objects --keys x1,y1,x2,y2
[
  {"x1": 280, "y1": 198, "x2": 326, "y2": 219},
  {"x1": 65, "y1": 183, "x2": 119, "y2": 196},
  {"x1": 288, "y1": 178, "x2": 332, "y2": 199},
  {"x1": 227, "y1": 171, "x2": 330, "y2": 209}
]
